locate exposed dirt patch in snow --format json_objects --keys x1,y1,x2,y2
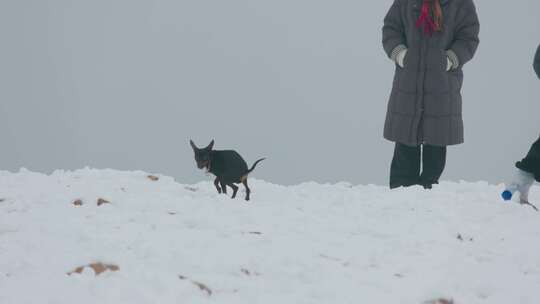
[
  {"x1": 97, "y1": 198, "x2": 111, "y2": 206},
  {"x1": 178, "y1": 275, "x2": 212, "y2": 296},
  {"x1": 424, "y1": 299, "x2": 454, "y2": 304},
  {"x1": 147, "y1": 175, "x2": 159, "y2": 182},
  {"x1": 67, "y1": 263, "x2": 119, "y2": 276}
]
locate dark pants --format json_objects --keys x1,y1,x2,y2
[
  {"x1": 390, "y1": 143, "x2": 447, "y2": 189},
  {"x1": 516, "y1": 135, "x2": 540, "y2": 182}
]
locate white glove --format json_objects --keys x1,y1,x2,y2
[
  {"x1": 508, "y1": 169, "x2": 535, "y2": 202},
  {"x1": 446, "y1": 56, "x2": 452, "y2": 71},
  {"x1": 396, "y1": 49, "x2": 407, "y2": 68}
]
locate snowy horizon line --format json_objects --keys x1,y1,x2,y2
[{"x1": 0, "y1": 166, "x2": 507, "y2": 188}]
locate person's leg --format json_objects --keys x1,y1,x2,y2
[
  {"x1": 516, "y1": 135, "x2": 540, "y2": 182},
  {"x1": 390, "y1": 143, "x2": 421, "y2": 189},
  {"x1": 420, "y1": 145, "x2": 447, "y2": 189}
]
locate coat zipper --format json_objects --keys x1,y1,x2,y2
[{"x1": 417, "y1": 32, "x2": 429, "y2": 145}]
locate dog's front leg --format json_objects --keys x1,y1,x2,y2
[
  {"x1": 214, "y1": 178, "x2": 222, "y2": 194},
  {"x1": 220, "y1": 181, "x2": 228, "y2": 195}
]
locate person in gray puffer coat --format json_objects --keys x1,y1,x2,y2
[{"x1": 382, "y1": 0, "x2": 480, "y2": 189}]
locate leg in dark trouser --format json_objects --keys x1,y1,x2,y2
[
  {"x1": 390, "y1": 143, "x2": 421, "y2": 189},
  {"x1": 419, "y1": 145, "x2": 447, "y2": 189},
  {"x1": 516, "y1": 135, "x2": 540, "y2": 182}
]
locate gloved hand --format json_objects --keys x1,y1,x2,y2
[
  {"x1": 505, "y1": 169, "x2": 535, "y2": 202},
  {"x1": 446, "y1": 49, "x2": 459, "y2": 71},
  {"x1": 446, "y1": 56, "x2": 452, "y2": 72},
  {"x1": 396, "y1": 49, "x2": 407, "y2": 68}
]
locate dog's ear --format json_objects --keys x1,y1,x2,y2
[
  {"x1": 206, "y1": 140, "x2": 215, "y2": 151},
  {"x1": 190, "y1": 140, "x2": 198, "y2": 151}
]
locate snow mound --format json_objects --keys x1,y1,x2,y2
[{"x1": 0, "y1": 168, "x2": 539, "y2": 304}]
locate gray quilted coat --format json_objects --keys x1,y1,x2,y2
[{"x1": 382, "y1": 0, "x2": 480, "y2": 146}]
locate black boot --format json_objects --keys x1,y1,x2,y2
[
  {"x1": 390, "y1": 143, "x2": 421, "y2": 189},
  {"x1": 419, "y1": 145, "x2": 447, "y2": 189}
]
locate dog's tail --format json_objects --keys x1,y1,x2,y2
[{"x1": 247, "y1": 158, "x2": 266, "y2": 174}]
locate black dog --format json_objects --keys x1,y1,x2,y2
[{"x1": 190, "y1": 140, "x2": 265, "y2": 201}]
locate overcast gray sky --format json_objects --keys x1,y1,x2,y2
[{"x1": 1, "y1": 0, "x2": 539, "y2": 185}]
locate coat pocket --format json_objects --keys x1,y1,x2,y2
[
  {"x1": 424, "y1": 49, "x2": 451, "y2": 94},
  {"x1": 447, "y1": 69, "x2": 463, "y2": 92},
  {"x1": 402, "y1": 51, "x2": 410, "y2": 69}
]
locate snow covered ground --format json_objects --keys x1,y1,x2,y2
[{"x1": 1, "y1": 168, "x2": 539, "y2": 304}]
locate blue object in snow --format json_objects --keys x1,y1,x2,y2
[{"x1": 502, "y1": 190, "x2": 513, "y2": 201}]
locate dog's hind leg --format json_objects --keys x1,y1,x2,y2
[
  {"x1": 227, "y1": 183, "x2": 239, "y2": 199},
  {"x1": 220, "y1": 181, "x2": 228, "y2": 195},
  {"x1": 214, "y1": 178, "x2": 222, "y2": 194},
  {"x1": 242, "y1": 179, "x2": 251, "y2": 201}
]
